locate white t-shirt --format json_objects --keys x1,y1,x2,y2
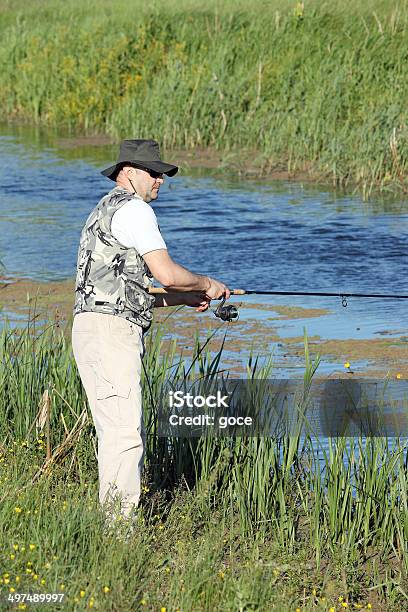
[{"x1": 110, "y1": 198, "x2": 167, "y2": 255}]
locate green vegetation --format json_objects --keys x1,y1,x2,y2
[
  {"x1": 0, "y1": 314, "x2": 407, "y2": 610},
  {"x1": 0, "y1": 1, "x2": 408, "y2": 194}
]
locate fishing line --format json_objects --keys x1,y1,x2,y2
[{"x1": 232, "y1": 289, "x2": 408, "y2": 301}]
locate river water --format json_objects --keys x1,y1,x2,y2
[{"x1": 0, "y1": 123, "x2": 407, "y2": 379}]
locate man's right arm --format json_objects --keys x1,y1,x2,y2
[{"x1": 143, "y1": 249, "x2": 230, "y2": 299}]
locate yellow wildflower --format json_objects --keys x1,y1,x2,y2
[
  {"x1": 13, "y1": 544, "x2": 19, "y2": 551},
  {"x1": 367, "y1": 605, "x2": 372, "y2": 610},
  {"x1": 103, "y1": 586, "x2": 110, "y2": 593},
  {"x1": 29, "y1": 544, "x2": 35, "y2": 550},
  {"x1": 41, "y1": 579, "x2": 46, "y2": 585},
  {"x1": 10, "y1": 554, "x2": 15, "y2": 560},
  {"x1": 9, "y1": 587, "x2": 16, "y2": 593},
  {"x1": 344, "y1": 362, "x2": 350, "y2": 369},
  {"x1": 293, "y1": 2, "x2": 304, "y2": 18},
  {"x1": 15, "y1": 576, "x2": 20, "y2": 583},
  {"x1": 160, "y1": 608, "x2": 166, "y2": 612},
  {"x1": 396, "y1": 373, "x2": 402, "y2": 379},
  {"x1": 140, "y1": 599, "x2": 147, "y2": 605},
  {"x1": 80, "y1": 590, "x2": 86, "y2": 598},
  {"x1": 14, "y1": 507, "x2": 22, "y2": 513},
  {"x1": 89, "y1": 598, "x2": 94, "y2": 608},
  {"x1": 60, "y1": 584, "x2": 65, "y2": 590}
]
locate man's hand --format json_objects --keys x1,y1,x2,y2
[
  {"x1": 205, "y1": 277, "x2": 231, "y2": 301},
  {"x1": 183, "y1": 291, "x2": 211, "y2": 312}
]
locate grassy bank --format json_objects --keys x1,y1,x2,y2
[
  {"x1": 0, "y1": 315, "x2": 407, "y2": 610},
  {"x1": 1, "y1": 1, "x2": 408, "y2": 195}
]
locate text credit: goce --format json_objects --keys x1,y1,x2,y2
[{"x1": 168, "y1": 414, "x2": 253, "y2": 429}]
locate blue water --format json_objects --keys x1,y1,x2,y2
[
  {"x1": 0, "y1": 124, "x2": 407, "y2": 378},
  {"x1": 1, "y1": 126, "x2": 408, "y2": 292}
]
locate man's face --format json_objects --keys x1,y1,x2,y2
[{"x1": 129, "y1": 167, "x2": 164, "y2": 203}]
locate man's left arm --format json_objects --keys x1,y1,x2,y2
[{"x1": 153, "y1": 291, "x2": 210, "y2": 312}]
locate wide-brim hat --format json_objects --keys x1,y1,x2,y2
[{"x1": 101, "y1": 139, "x2": 178, "y2": 180}]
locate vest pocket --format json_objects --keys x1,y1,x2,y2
[{"x1": 125, "y1": 280, "x2": 155, "y2": 313}]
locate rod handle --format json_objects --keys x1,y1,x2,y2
[{"x1": 149, "y1": 287, "x2": 247, "y2": 295}]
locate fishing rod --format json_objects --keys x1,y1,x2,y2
[{"x1": 149, "y1": 288, "x2": 408, "y2": 322}]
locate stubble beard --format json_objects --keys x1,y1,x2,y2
[{"x1": 145, "y1": 186, "x2": 159, "y2": 203}]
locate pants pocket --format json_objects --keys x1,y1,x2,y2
[{"x1": 91, "y1": 363, "x2": 131, "y2": 400}]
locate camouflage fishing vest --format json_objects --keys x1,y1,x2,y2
[{"x1": 73, "y1": 186, "x2": 156, "y2": 331}]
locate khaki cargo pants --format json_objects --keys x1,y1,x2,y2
[{"x1": 71, "y1": 312, "x2": 145, "y2": 521}]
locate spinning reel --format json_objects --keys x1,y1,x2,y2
[{"x1": 213, "y1": 296, "x2": 239, "y2": 322}]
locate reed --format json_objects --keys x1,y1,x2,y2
[
  {"x1": 0, "y1": 312, "x2": 407, "y2": 608},
  {"x1": 1, "y1": 1, "x2": 408, "y2": 195}
]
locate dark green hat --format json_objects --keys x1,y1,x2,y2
[{"x1": 101, "y1": 139, "x2": 178, "y2": 180}]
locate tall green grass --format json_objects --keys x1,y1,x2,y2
[
  {"x1": 0, "y1": 313, "x2": 407, "y2": 608},
  {"x1": 1, "y1": 1, "x2": 408, "y2": 195}
]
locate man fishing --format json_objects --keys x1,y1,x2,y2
[{"x1": 71, "y1": 139, "x2": 230, "y2": 528}]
